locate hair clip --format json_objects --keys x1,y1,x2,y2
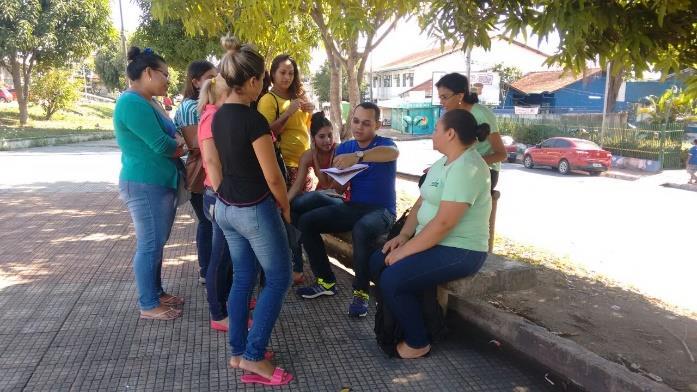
[
  {"x1": 143, "y1": 47, "x2": 154, "y2": 55},
  {"x1": 211, "y1": 78, "x2": 216, "y2": 85}
]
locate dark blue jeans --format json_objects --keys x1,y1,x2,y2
[
  {"x1": 215, "y1": 196, "x2": 291, "y2": 361},
  {"x1": 298, "y1": 202, "x2": 394, "y2": 292},
  {"x1": 190, "y1": 192, "x2": 213, "y2": 278},
  {"x1": 290, "y1": 191, "x2": 344, "y2": 273},
  {"x1": 203, "y1": 188, "x2": 232, "y2": 321},
  {"x1": 369, "y1": 245, "x2": 487, "y2": 348},
  {"x1": 118, "y1": 180, "x2": 177, "y2": 310}
]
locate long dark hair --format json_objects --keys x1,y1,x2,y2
[
  {"x1": 441, "y1": 109, "x2": 490, "y2": 144},
  {"x1": 436, "y1": 73, "x2": 478, "y2": 105},
  {"x1": 270, "y1": 54, "x2": 304, "y2": 99},
  {"x1": 126, "y1": 47, "x2": 165, "y2": 81},
  {"x1": 182, "y1": 60, "x2": 215, "y2": 100}
]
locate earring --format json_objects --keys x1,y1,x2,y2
[{"x1": 149, "y1": 77, "x2": 152, "y2": 82}]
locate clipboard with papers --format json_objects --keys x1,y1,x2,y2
[{"x1": 320, "y1": 164, "x2": 369, "y2": 186}]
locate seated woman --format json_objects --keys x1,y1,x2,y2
[
  {"x1": 369, "y1": 109, "x2": 492, "y2": 359},
  {"x1": 287, "y1": 111, "x2": 345, "y2": 284}
]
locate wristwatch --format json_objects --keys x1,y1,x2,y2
[{"x1": 355, "y1": 150, "x2": 365, "y2": 163}]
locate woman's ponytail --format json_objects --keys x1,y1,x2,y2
[{"x1": 475, "y1": 123, "x2": 490, "y2": 142}]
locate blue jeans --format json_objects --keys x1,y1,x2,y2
[
  {"x1": 189, "y1": 192, "x2": 213, "y2": 278},
  {"x1": 215, "y1": 196, "x2": 291, "y2": 361},
  {"x1": 298, "y1": 202, "x2": 394, "y2": 292},
  {"x1": 290, "y1": 191, "x2": 344, "y2": 273},
  {"x1": 203, "y1": 188, "x2": 232, "y2": 321},
  {"x1": 118, "y1": 180, "x2": 177, "y2": 311},
  {"x1": 369, "y1": 245, "x2": 487, "y2": 348}
]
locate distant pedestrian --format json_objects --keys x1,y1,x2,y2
[
  {"x1": 115, "y1": 47, "x2": 187, "y2": 321},
  {"x1": 687, "y1": 139, "x2": 697, "y2": 184}
]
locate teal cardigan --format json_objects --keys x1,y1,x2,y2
[{"x1": 114, "y1": 92, "x2": 178, "y2": 189}]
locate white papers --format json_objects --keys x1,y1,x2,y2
[{"x1": 320, "y1": 164, "x2": 369, "y2": 186}]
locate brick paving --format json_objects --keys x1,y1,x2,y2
[{"x1": 0, "y1": 180, "x2": 555, "y2": 391}]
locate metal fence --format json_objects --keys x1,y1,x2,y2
[{"x1": 496, "y1": 115, "x2": 686, "y2": 169}]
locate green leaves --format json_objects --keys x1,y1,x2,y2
[{"x1": 30, "y1": 68, "x2": 84, "y2": 120}]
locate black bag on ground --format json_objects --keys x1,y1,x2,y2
[{"x1": 373, "y1": 268, "x2": 448, "y2": 357}]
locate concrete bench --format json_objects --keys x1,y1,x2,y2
[{"x1": 321, "y1": 214, "x2": 536, "y2": 313}]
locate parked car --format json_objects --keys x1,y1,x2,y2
[
  {"x1": 501, "y1": 135, "x2": 518, "y2": 163},
  {"x1": 8, "y1": 88, "x2": 16, "y2": 100},
  {"x1": 0, "y1": 88, "x2": 12, "y2": 103},
  {"x1": 523, "y1": 137, "x2": 612, "y2": 175}
]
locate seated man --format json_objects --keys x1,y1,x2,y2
[{"x1": 296, "y1": 102, "x2": 398, "y2": 318}]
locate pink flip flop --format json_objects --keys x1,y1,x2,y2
[
  {"x1": 211, "y1": 320, "x2": 227, "y2": 332},
  {"x1": 240, "y1": 367, "x2": 293, "y2": 386}
]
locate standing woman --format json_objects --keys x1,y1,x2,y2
[
  {"x1": 257, "y1": 54, "x2": 315, "y2": 188},
  {"x1": 436, "y1": 73, "x2": 507, "y2": 189},
  {"x1": 197, "y1": 74, "x2": 234, "y2": 332},
  {"x1": 115, "y1": 47, "x2": 187, "y2": 320},
  {"x1": 174, "y1": 60, "x2": 217, "y2": 284},
  {"x1": 208, "y1": 37, "x2": 293, "y2": 386}
]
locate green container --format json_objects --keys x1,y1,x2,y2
[{"x1": 390, "y1": 102, "x2": 442, "y2": 135}]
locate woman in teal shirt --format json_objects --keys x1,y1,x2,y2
[
  {"x1": 370, "y1": 109, "x2": 492, "y2": 359},
  {"x1": 115, "y1": 47, "x2": 187, "y2": 321}
]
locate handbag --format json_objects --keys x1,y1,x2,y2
[
  {"x1": 184, "y1": 148, "x2": 206, "y2": 194},
  {"x1": 175, "y1": 158, "x2": 190, "y2": 207}
]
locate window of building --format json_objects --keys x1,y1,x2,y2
[
  {"x1": 373, "y1": 77, "x2": 379, "y2": 88},
  {"x1": 395, "y1": 74, "x2": 400, "y2": 87},
  {"x1": 403, "y1": 74, "x2": 407, "y2": 87},
  {"x1": 383, "y1": 76, "x2": 391, "y2": 87},
  {"x1": 406, "y1": 73, "x2": 414, "y2": 87}
]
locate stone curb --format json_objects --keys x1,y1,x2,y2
[
  {"x1": 449, "y1": 297, "x2": 676, "y2": 392},
  {"x1": 0, "y1": 132, "x2": 114, "y2": 151},
  {"x1": 602, "y1": 171, "x2": 641, "y2": 181}
]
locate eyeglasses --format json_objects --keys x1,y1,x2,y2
[
  {"x1": 154, "y1": 69, "x2": 169, "y2": 80},
  {"x1": 438, "y1": 93, "x2": 456, "y2": 101}
]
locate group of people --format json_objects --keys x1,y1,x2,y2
[{"x1": 113, "y1": 36, "x2": 506, "y2": 386}]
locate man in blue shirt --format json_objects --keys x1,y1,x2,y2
[
  {"x1": 296, "y1": 102, "x2": 398, "y2": 317},
  {"x1": 688, "y1": 139, "x2": 697, "y2": 184}
]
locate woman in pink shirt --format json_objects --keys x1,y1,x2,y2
[{"x1": 197, "y1": 74, "x2": 234, "y2": 332}]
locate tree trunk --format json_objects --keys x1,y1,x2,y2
[
  {"x1": 9, "y1": 54, "x2": 28, "y2": 125},
  {"x1": 326, "y1": 52, "x2": 343, "y2": 141},
  {"x1": 605, "y1": 63, "x2": 624, "y2": 114},
  {"x1": 344, "y1": 57, "x2": 361, "y2": 140}
]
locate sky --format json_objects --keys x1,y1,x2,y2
[{"x1": 109, "y1": 1, "x2": 562, "y2": 74}]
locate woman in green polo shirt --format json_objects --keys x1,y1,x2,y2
[
  {"x1": 115, "y1": 47, "x2": 187, "y2": 321},
  {"x1": 370, "y1": 109, "x2": 492, "y2": 359}
]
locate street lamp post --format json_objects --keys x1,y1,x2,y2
[{"x1": 118, "y1": 0, "x2": 128, "y2": 88}]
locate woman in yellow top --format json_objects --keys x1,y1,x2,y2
[{"x1": 257, "y1": 55, "x2": 315, "y2": 189}]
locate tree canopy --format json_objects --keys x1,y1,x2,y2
[
  {"x1": 421, "y1": 1, "x2": 697, "y2": 101},
  {"x1": 0, "y1": 0, "x2": 112, "y2": 124}
]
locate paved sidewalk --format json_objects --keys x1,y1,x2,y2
[{"x1": 0, "y1": 143, "x2": 556, "y2": 391}]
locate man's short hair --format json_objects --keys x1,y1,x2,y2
[{"x1": 354, "y1": 102, "x2": 380, "y2": 122}]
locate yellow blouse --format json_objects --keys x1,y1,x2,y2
[{"x1": 257, "y1": 92, "x2": 310, "y2": 168}]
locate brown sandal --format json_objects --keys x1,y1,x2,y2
[
  {"x1": 140, "y1": 307, "x2": 182, "y2": 320},
  {"x1": 160, "y1": 294, "x2": 185, "y2": 306}
]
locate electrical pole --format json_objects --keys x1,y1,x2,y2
[{"x1": 118, "y1": 0, "x2": 128, "y2": 89}]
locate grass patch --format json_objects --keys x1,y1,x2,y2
[{"x1": 0, "y1": 102, "x2": 114, "y2": 140}]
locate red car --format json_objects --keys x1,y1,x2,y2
[
  {"x1": 0, "y1": 88, "x2": 12, "y2": 103},
  {"x1": 523, "y1": 137, "x2": 612, "y2": 175},
  {"x1": 502, "y1": 135, "x2": 518, "y2": 163}
]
